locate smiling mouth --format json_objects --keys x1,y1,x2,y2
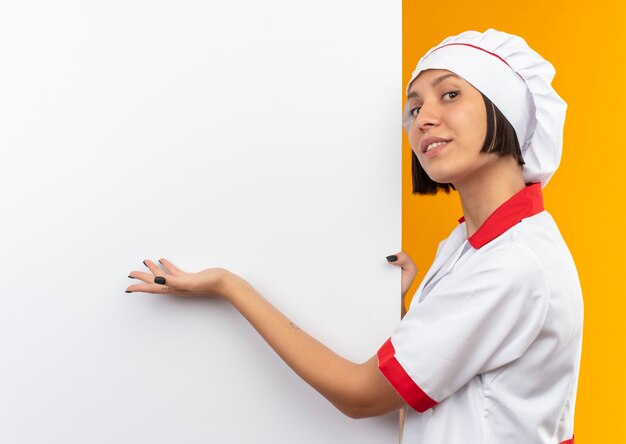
[{"x1": 424, "y1": 140, "x2": 451, "y2": 153}]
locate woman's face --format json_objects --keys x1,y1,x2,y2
[{"x1": 406, "y1": 69, "x2": 497, "y2": 187}]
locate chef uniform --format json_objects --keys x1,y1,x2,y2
[{"x1": 378, "y1": 29, "x2": 583, "y2": 444}]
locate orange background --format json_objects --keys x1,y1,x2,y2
[{"x1": 401, "y1": 1, "x2": 625, "y2": 441}]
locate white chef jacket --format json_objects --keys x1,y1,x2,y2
[{"x1": 377, "y1": 182, "x2": 583, "y2": 444}]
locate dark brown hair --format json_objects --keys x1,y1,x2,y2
[{"x1": 411, "y1": 93, "x2": 525, "y2": 195}]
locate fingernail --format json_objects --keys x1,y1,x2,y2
[
  {"x1": 125, "y1": 290, "x2": 133, "y2": 293},
  {"x1": 158, "y1": 259, "x2": 163, "y2": 264},
  {"x1": 143, "y1": 260, "x2": 148, "y2": 267},
  {"x1": 154, "y1": 276, "x2": 166, "y2": 285},
  {"x1": 128, "y1": 275, "x2": 133, "y2": 279},
  {"x1": 386, "y1": 255, "x2": 398, "y2": 262}
]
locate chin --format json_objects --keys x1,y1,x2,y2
[{"x1": 424, "y1": 169, "x2": 456, "y2": 185}]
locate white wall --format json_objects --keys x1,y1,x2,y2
[{"x1": 0, "y1": 1, "x2": 402, "y2": 442}]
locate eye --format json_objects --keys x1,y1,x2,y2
[{"x1": 408, "y1": 91, "x2": 459, "y2": 119}]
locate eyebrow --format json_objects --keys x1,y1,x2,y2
[{"x1": 407, "y1": 73, "x2": 460, "y2": 99}]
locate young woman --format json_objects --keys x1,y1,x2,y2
[{"x1": 126, "y1": 29, "x2": 583, "y2": 443}]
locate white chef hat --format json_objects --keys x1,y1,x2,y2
[{"x1": 405, "y1": 28, "x2": 567, "y2": 188}]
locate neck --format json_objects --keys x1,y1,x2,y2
[{"x1": 455, "y1": 158, "x2": 526, "y2": 239}]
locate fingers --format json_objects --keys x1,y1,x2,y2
[
  {"x1": 142, "y1": 259, "x2": 162, "y2": 276},
  {"x1": 386, "y1": 251, "x2": 418, "y2": 272},
  {"x1": 157, "y1": 258, "x2": 184, "y2": 276},
  {"x1": 127, "y1": 258, "x2": 187, "y2": 294},
  {"x1": 386, "y1": 251, "x2": 412, "y2": 265},
  {"x1": 125, "y1": 282, "x2": 182, "y2": 295},
  {"x1": 128, "y1": 270, "x2": 160, "y2": 283},
  {"x1": 127, "y1": 260, "x2": 168, "y2": 284}
]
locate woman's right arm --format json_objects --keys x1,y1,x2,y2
[
  {"x1": 127, "y1": 255, "x2": 418, "y2": 418},
  {"x1": 221, "y1": 273, "x2": 405, "y2": 419}
]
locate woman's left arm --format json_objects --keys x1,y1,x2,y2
[{"x1": 127, "y1": 258, "x2": 406, "y2": 419}]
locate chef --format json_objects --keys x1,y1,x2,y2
[{"x1": 378, "y1": 28, "x2": 583, "y2": 443}]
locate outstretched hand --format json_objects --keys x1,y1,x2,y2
[{"x1": 126, "y1": 258, "x2": 236, "y2": 298}]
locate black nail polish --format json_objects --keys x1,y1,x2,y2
[
  {"x1": 386, "y1": 255, "x2": 398, "y2": 262},
  {"x1": 128, "y1": 275, "x2": 133, "y2": 279},
  {"x1": 154, "y1": 276, "x2": 166, "y2": 285},
  {"x1": 125, "y1": 290, "x2": 133, "y2": 293},
  {"x1": 143, "y1": 260, "x2": 148, "y2": 267}
]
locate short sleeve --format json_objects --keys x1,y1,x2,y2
[{"x1": 377, "y1": 244, "x2": 550, "y2": 412}]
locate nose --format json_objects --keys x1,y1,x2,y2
[{"x1": 415, "y1": 102, "x2": 440, "y2": 132}]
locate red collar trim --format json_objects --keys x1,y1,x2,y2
[{"x1": 457, "y1": 183, "x2": 544, "y2": 249}]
